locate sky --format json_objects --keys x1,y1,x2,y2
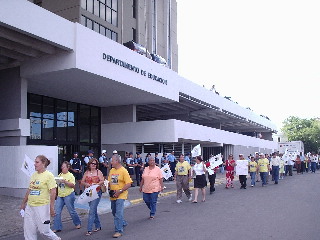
[{"x1": 176, "y1": 0, "x2": 320, "y2": 131}]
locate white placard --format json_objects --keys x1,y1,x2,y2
[
  {"x1": 77, "y1": 185, "x2": 100, "y2": 204},
  {"x1": 236, "y1": 160, "x2": 249, "y2": 175},
  {"x1": 161, "y1": 163, "x2": 172, "y2": 180},
  {"x1": 21, "y1": 154, "x2": 35, "y2": 177}
]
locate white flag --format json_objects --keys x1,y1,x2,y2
[
  {"x1": 77, "y1": 185, "x2": 100, "y2": 204},
  {"x1": 21, "y1": 154, "x2": 35, "y2": 177},
  {"x1": 191, "y1": 144, "x2": 201, "y2": 157},
  {"x1": 161, "y1": 163, "x2": 172, "y2": 180}
]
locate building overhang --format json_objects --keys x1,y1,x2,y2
[{"x1": 101, "y1": 119, "x2": 278, "y2": 150}]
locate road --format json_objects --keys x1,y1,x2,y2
[{"x1": 4, "y1": 172, "x2": 320, "y2": 240}]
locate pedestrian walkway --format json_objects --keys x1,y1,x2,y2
[{"x1": 0, "y1": 173, "x2": 226, "y2": 239}]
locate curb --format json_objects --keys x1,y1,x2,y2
[{"x1": 129, "y1": 177, "x2": 226, "y2": 205}]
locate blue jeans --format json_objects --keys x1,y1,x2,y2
[
  {"x1": 143, "y1": 192, "x2": 159, "y2": 217},
  {"x1": 272, "y1": 166, "x2": 279, "y2": 183},
  {"x1": 260, "y1": 172, "x2": 267, "y2": 186},
  {"x1": 250, "y1": 172, "x2": 256, "y2": 186},
  {"x1": 311, "y1": 162, "x2": 317, "y2": 173},
  {"x1": 87, "y1": 191, "x2": 102, "y2": 232},
  {"x1": 54, "y1": 192, "x2": 81, "y2": 231},
  {"x1": 111, "y1": 199, "x2": 127, "y2": 233}
]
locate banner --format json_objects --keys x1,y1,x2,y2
[
  {"x1": 77, "y1": 185, "x2": 100, "y2": 204},
  {"x1": 209, "y1": 153, "x2": 223, "y2": 169},
  {"x1": 236, "y1": 160, "x2": 248, "y2": 175},
  {"x1": 21, "y1": 154, "x2": 35, "y2": 177},
  {"x1": 191, "y1": 144, "x2": 201, "y2": 157},
  {"x1": 161, "y1": 163, "x2": 172, "y2": 180}
]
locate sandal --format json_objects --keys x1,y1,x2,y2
[
  {"x1": 85, "y1": 231, "x2": 92, "y2": 236},
  {"x1": 93, "y1": 227, "x2": 101, "y2": 232},
  {"x1": 202, "y1": 200, "x2": 206, "y2": 202},
  {"x1": 192, "y1": 200, "x2": 197, "y2": 203},
  {"x1": 53, "y1": 230, "x2": 61, "y2": 233},
  {"x1": 76, "y1": 225, "x2": 81, "y2": 229},
  {"x1": 149, "y1": 216, "x2": 155, "y2": 220}
]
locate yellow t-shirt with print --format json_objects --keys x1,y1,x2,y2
[
  {"x1": 258, "y1": 158, "x2": 269, "y2": 172},
  {"x1": 249, "y1": 161, "x2": 257, "y2": 172},
  {"x1": 108, "y1": 166, "x2": 132, "y2": 200},
  {"x1": 175, "y1": 161, "x2": 191, "y2": 175},
  {"x1": 28, "y1": 170, "x2": 57, "y2": 207},
  {"x1": 57, "y1": 172, "x2": 75, "y2": 198}
]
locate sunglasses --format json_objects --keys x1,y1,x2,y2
[{"x1": 91, "y1": 162, "x2": 97, "y2": 165}]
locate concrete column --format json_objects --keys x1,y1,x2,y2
[{"x1": 0, "y1": 67, "x2": 29, "y2": 146}]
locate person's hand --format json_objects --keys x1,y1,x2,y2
[
  {"x1": 50, "y1": 206, "x2": 55, "y2": 217},
  {"x1": 20, "y1": 202, "x2": 26, "y2": 211},
  {"x1": 139, "y1": 187, "x2": 142, "y2": 192}
]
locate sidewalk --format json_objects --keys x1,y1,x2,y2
[{"x1": 0, "y1": 173, "x2": 226, "y2": 239}]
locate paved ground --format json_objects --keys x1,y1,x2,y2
[{"x1": 1, "y1": 172, "x2": 319, "y2": 240}]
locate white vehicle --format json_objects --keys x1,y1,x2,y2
[{"x1": 278, "y1": 141, "x2": 304, "y2": 155}]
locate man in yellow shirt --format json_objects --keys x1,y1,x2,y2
[
  {"x1": 174, "y1": 154, "x2": 192, "y2": 203},
  {"x1": 108, "y1": 154, "x2": 132, "y2": 238},
  {"x1": 258, "y1": 153, "x2": 270, "y2": 187}
]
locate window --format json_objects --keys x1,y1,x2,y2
[
  {"x1": 81, "y1": 15, "x2": 118, "y2": 41},
  {"x1": 27, "y1": 94, "x2": 100, "y2": 146},
  {"x1": 81, "y1": 0, "x2": 118, "y2": 26},
  {"x1": 133, "y1": 0, "x2": 136, "y2": 19}
]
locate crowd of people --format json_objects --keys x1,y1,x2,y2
[{"x1": 20, "y1": 150, "x2": 319, "y2": 239}]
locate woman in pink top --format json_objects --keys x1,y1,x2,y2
[{"x1": 139, "y1": 157, "x2": 164, "y2": 219}]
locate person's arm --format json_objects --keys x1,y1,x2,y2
[
  {"x1": 61, "y1": 178, "x2": 75, "y2": 188},
  {"x1": 20, "y1": 189, "x2": 30, "y2": 210},
  {"x1": 139, "y1": 178, "x2": 144, "y2": 192},
  {"x1": 97, "y1": 170, "x2": 104, "y2": 185},
  {"x1": 113, "y1": 183, "x2": 131, "y2": 198},
  {"x1": 49, "y1": 188, "x2": 56, "y2": 217},
  {"x1": 81, "y1": 172, "x2": 90, "y2": 188}
]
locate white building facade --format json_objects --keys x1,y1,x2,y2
[{"x1": 0, "y1": 0, "x2": 277, "y2": 196}]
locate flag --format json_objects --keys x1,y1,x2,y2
[
  {"x1": 21, "y1": 154, "x2": 35, "y2": 177},
  {"x1": 191, "y1": 144, "x2": 201, "y2": 157},
  {"x1": 77, "y1": 185, "x2": 100, "y2": 204},
  {"x1": 161, "y1": 163, "x2": 172, "y2": 180}
]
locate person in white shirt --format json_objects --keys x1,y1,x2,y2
[
  {"x1": 310, "y1": 153, "x2": 318, "y2": 173},
  {"x1": 192, "y1": 156, "x2": 207, "y2": 203},
  {"x1": 270, "y1": 153, "x2": 280, "y2": 184},
  {"x1": 285, "y1": 154, "x2": 294, "y2": 176}
]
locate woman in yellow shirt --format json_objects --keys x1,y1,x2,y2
[
  {"x1": 20, "y1": 155, "x2": 61, "y2": 240},
  {"x1": 53, "y1": 161, "x2": 81, "y2": 233},
  {"x1": 249, "y1": 156, "x2": 257, "y2": 187}
]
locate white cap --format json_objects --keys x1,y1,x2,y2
[
  {"x1": 102, "y1": 150, "x2": 107, "y2": 154},
  {"x1": 113, "y1": 150, "x2": 118, "y2": 154}
]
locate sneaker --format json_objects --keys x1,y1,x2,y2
[
  {"x1": 113, "y1": 232, "x2": 122, "y2": 238},
  {"x1": 188, "y1": 194, "x2": 193, "y2": 201},
  {"x1": 251, "y1": 185, "x2": 254, "y2": 187},
  {"x1": 176, "y1": 200, "x2": 182, "y2": 203}
]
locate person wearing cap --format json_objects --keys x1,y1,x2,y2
[
  {"x1": 161, "y1": 153, "x2": 168, "y2": 167},
  {"x1": 99, "y1": 150, "x2": 109, "y2": 180},
  {"x1": 70, "y1": 152, "x2": 83, "y2": 195},
  {"x1": 257, "y1": 153, "x2": 270, "y2": 187},
  {"x1": 237, "y1": 154, "x2": 248, "y2": 189},
  {"x1": 84, "y1": 150, "x2": 94, "y2": 172},
  {"x1": 126, "y1": 152, "x2": 136, "y2": 187},
  {"x1": 108, "y1": 154, "x2": 133, "y2": 238},
  {"x1": 154, "y1": 152, "x2": 160, "y2": 166},
  {"x1": 134, "y1": 152, "x2": 143, "y2": 186},
  {"x1": 167, "y1": 151, "x2": 176, "y2": 180}
]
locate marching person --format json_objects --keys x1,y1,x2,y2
[
  {"x1": 224, "y1": 154, "x2": 236, "y2": 189},
  {"x1": 258, "y1": 153, "x2": 269, "y2": 187},
  {"x1": 270, "y1": 153, "x2": 280, "y2": 184},
  {"x1": 249, "y1": 156, "x2": 257, "y2": 187},
  {"x1": 205, "y1": 156, "x2": 219, "y2": 194},
  {"x1": 295, "y1": 155, "x2": 302, "y2": 174},
  {"x1": 139, "y1": 157, "x2": 164, "y2": 219},
  {"x1": 20, "y1": 155, "x2": 61, "y2": 240},
  {"x1": 192, "y1": 156, "x2": 207, "y2": 202},
  {"x1": 279, "y1": 154, "x2": 285, "y2": 179},
  {"x1": 70, "y1": 152, "x2": 83, "y2": 195},
  {"x1": 53, "y1": 161, "x2": 81, "y2": 233},
  {"x1": 81, "y1": 158, "x2": 104, "y2": 236},
  {"x1": 237, "y1": 154, "x2": 248, "y2": 189},
  {"x1": 175, "y1": 154, "x2": 192, "y2": 203},
  {"x1": 168, "y1": 151, "x2": 176, "y2": 180},
  {"x1": 108, "y1": 154, "x2": 132, "y2": 238}
]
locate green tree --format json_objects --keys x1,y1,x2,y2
[{"x1": 282, "y1": 116, "x2": 320, "y2": 153}]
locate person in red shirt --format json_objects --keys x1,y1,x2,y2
[{"x1": 223, "y1": 154, "x2": 236, "y2": 189}]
